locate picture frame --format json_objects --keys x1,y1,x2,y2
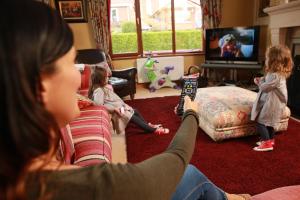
[{"x1": 55, "y1": 0, "x2": 88, "y2": 23}]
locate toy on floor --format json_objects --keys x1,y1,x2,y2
[{"x1": 144, "y1": 55, "x2": 177, "y2": 92}]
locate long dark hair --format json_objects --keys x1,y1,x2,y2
[
  {"x1": 88, "y1": 67, "x2": 107, "y2": 99},
  {"x1": 0, "y1": 0, "x2": 74, "y2": 199}
]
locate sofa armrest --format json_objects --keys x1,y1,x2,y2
[
  {"x1": 59, "y1": 125, "x2": 75, "y2": 164},
  {"x1": 111, "y1": 67, "x2": 137, "y2": 81},
  {"x1": 69, "y1": 105, "x2": 113, "y2": 167},
  {"x1": 251, "y1": 185, "x2": 300, "y2": 200}
]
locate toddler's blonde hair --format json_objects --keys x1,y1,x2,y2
[{"x1": 264, "y1": 45, "x2": 293, "y2": 78}]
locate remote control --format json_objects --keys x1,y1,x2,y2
[{"x1": 176, "y1": 74, "x2": 198, "y2": 116}]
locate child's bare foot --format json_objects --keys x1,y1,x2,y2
[{"x1": 148, "y1": 123, "x2": 162, "y2": 129}]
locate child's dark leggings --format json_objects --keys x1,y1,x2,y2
[
  {"x1": 257, "y1": 123, "x2": 275, "y2": 141},
  {"x1": 130, "y1": 109, "x2": 156, "y2": 133}
]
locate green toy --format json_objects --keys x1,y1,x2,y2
[{"x1": 144, "y1": 55, "x2": 177, "y2": 92}]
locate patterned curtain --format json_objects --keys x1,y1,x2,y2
[
  {"x1": 87, "y1": 0, "x2": 113, "y2": 68},
  {"x1": 200, "y1": 0, "x2": 222, "y2": 29}
]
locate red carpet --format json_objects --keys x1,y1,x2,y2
[{"x1": 125, "y1": 96, "x2": 300, "y2": 195}]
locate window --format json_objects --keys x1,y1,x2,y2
[
  {"x1": 140, "y1": 0, "x2": 172, "y2": 53},
  {"x1": 110, "y1": 0, "x2": 202, "y2": 57},
  {"x1": 110, "y1": 0, "x2": 138, "y2": 55},
  {"x1": 174, "y1": 0, "x2": 202, "y2": 52}
]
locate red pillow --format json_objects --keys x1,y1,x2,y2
[
  {"x1": 79, "y1": 62, "x2": 111, "y2": 91},
  {"x1": 80, "y1": 65, "x2": 91, "y2": 90},
  {"x1": 77, "y1": 94, "x2": 94, "y2": 109}
]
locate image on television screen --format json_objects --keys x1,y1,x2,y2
[{"x1": 205, "y1": 26, "x2": 259, "y2": 62}]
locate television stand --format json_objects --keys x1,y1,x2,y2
[
  {"x1": 201, "y1": 63, "x2": 261, "y2": 90},
  {"x1": 202, "y1": 63, "x2": 261, "y2": 81},
  {"x1": 218, "y1": 79, "x2": 236, "y2": 86},
  {"x1": 202, "y1": 63, "x2": 262, "y2": 70}
]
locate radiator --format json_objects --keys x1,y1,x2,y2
[{"x1": 136, "y1": 56, "x2": 184, "y2": 83}]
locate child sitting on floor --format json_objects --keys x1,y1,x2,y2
[{"x1": 88, "y1": 67, "x2": 169, "y2": 135}]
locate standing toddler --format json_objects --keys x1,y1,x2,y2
[{"x1": 251, "y1": 45, "x2": 293, "y2": 151}]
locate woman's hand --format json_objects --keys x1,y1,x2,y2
[{"x1": 183, "y1": 96, "x2": 198, "y2": 113}]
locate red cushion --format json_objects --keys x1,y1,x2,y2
[
  {"x1": 77, "y1": 94, "x2": 94, "y2": 109},
  {"x1": 80, "y1": 65, "x2": 91, "y2": 90},
  {"x1": 69, "y1": 105, "x2": 112, "y2": 167},
  {"x1": 78, "y1": 89, "x2": 88, "y2": 97}
]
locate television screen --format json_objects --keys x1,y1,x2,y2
[{"x1": 205, "y1": 26, "x2": 260, "y2": 64}]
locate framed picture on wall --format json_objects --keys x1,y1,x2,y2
[{"x1": 55, "y1": 0, "x2": 88, "y2": 23}]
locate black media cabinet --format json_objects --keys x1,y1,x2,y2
[
  {"x1": 201, "y1": 63, "x2": 262, "y2": 91},
  {"x1": 201, "y1": 63, "x2": 262, "y2": 69}
]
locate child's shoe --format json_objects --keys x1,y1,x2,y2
[
  {"x1": 154, "y1": 127, "x2": 169, "y2": 135},
  {"x1": 253, "y1": 140, "x2": 273, "y2": 151},
  {"x1": 256, "y1": 138, "x2": 275, "y2": 146}
]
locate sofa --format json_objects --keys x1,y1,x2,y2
[
  {"x1": 59, "y1": 65, "x2": 113, "y2": 167},
  {"x1": 251, "y1": 185, "x2": 300, "y2": 200}
]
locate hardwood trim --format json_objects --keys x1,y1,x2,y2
[
  {"x1": 171, "y1": 0, "x2": 176, "y2": 53},
  {"x1": 135, "y1": 0, "x2": 143, "y2": 55}
]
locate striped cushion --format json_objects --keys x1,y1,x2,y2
[
  {"x1": 69, "y1": 105, "x2": 112, "y2": 167},
  {"x1": 59, "y1": 125, "x2": 75, "y2": 164}
]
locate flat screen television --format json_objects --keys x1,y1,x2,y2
[{"x1": 205, "y1": 26, "x2": 260, "y2": 64}]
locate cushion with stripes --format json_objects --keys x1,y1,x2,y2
[
  {"x1": 69, "y1": 105, "x2": 112, "y2": 167},
  {"x1": 59, "y1": 125, "x2": 75, "y2": 164}
]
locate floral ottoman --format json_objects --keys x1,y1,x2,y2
[{"x1": 194, "y1": 86, "x2": 290, "y2": 141}]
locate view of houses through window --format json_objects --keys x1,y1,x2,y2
[{"x1": 110, "y1": 0, "x2": 202, "y2": 56}]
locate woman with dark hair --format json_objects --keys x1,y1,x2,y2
[
  {"x1": 0, "y1": 1, "x2": 251, "y2": 200},
  {"x1": 0, "y1": 0, "x2": 80, "y2": 199}
]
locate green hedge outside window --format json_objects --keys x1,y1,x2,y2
[{"x1": 111, "y1": 30, "x2": 202, "y2": 54}]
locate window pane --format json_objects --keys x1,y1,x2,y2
[
  {"x1": 110, "y1": 0, "x2": 138, "y2": 54},
  {"x1": 140, "y1": 0, "x2": 172, "y2": 54},
  {"x1": 174, "y1": 0, "x2": 202, "y2": 52}
]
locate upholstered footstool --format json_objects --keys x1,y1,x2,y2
[{"x1": 194, "y1": 86, "x2": 290, "y2": 141}]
